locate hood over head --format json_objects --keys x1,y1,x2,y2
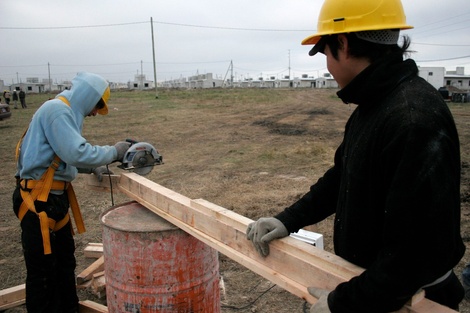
[{"x1": 56, "y1": 72, "x2": 109, "y2": 125}]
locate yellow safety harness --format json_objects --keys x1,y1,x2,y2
[{"x1": 15, "y1": 96, "x2": 86, "y2": 255}]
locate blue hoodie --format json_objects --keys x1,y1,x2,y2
[{"x1": 16, "y1": 72, "x2": 117, "y2": 182}]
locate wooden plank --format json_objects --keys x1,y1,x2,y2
[
  {"x1": 0, "y1": 284, "x2": 25, "y2": 310},
  {"x1": 84, "y1": 242, "x2": 104, "y2": 259},
  {"x1": 76, "y1": 280, "x2": 92, "y2": 290},
  {"x1": 79, "y1": 300, "x2": 108, "y2": 313},
  {"x1": 117, "y1": 172, "x2": 455, "y2": 313},
  {"x1": 91, "y1": 271, "x2": 106, "y2": 294},
  {"x1": 0, "y1": 285, "x2": 108, "y2": 311},
  {"x1": 76, "y1": 256, "x2": 105, "y2": 285}
]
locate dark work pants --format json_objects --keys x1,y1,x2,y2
[
  {"x1": 13, "y1": 186, "x2": 79, "y2": 313},
  {"x1": 424, "y1": 270, "x2": 464, "y2": 311}
]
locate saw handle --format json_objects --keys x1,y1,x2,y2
[{"x1": 125, "y1": 138, "x2": 139, "y2": 145}]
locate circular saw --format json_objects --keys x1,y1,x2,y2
[{"x1": 118, "y1": 141, "x2": 163, "y2": 176}]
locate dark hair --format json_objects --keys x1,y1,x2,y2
[
  {"x1": 325, "y1": 33, "x2": 411, "y2": 63},
  {"x1": 96, "y1": 98, "x2": 105, "y2": 110}
]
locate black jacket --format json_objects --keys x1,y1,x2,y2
[{"x1": 275, "y1": 54, "x2": 465, "y2": 312}]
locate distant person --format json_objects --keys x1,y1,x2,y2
[
  {"x1": 246, "y1": 0, "x2": 465, "y2": 311},
  {"x1": 12, "y1": 90, "x2": 18, "y2": 109},
  {"x1": 19, "y1": 88, "x2": 26, "y2": 108},
  {"x1": 13, "y1": 72, "x2": 131, "y2": 313},
  {"x1": 3, "y1": 90, "x2": 11, "y2": 105}
]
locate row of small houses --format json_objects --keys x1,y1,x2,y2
[
  {"x1": 161, "y1": 67, "x2": 470, "y2": 99},
  {"x1": 160, "y1": 73, "x2": 338, "y2": 89},
  {"x1": 1, "y1": 67, "x2": 469, "y2": 101},
  {"x1": 0, "y1": 72, "x2": 337, "y2": 93},
  {"x1": 0, "y1": 77, "x2": 138, "y2": 94}
]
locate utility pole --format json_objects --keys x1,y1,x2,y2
[
  {"x1": 230, "y1": 60, "x2": 234, "y2": 88},
  {"x1": 140, "y1": 60, "x2": 144, "y2": 90},
  {"x1": 150, "y1": 17, "x2": 158, "y2": 98},
  {"x1": 48, "y1": 62, "x2": 52, "y2": 94},
  {"x1": 288, "y1": 49, "x2": 291, "y2": 87}
]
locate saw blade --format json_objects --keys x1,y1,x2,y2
[{"x1": 131, "y1": 151, "x2": 154, "y2": 176}]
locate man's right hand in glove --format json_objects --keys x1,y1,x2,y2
[
  {"x1": 114, "y1": 141, "x2": 132, "y2": 162},
  {"x1": 246, "y1": 217, "x2": 288, "y2": 257},
  {"x1": 91, "y1": 166, "x2": 114, "y2": 182}
]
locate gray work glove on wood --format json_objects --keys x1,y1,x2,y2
[
  {"x1": 91, "y1": 166, "x2": 114, "y2": 182},
  {"x1": 77, "y1": 166, "x2": 113, "y2": 182},
  {"x1": 114, "y1": 141, "x2": 132, "y2": 162},
  {"x1": 246, "y1": 217, "x2": 288, "y2": 257},
  {"x1": 308, "y1": 287, "x2": 331, "y2": 313}
]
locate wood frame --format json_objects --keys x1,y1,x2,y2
[{"x1": 114, "y1": 172, "x2": 456, "y2": 313}]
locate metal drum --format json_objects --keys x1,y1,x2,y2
[{"x1": 100, "y1": 201, "x2": 220, "y2": 313}]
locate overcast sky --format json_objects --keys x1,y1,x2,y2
[{"x1": 1, "y1": 0, "x2": 469, "y2": 84}]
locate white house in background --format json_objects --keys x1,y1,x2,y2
[
  {"x1": 445, "y1": 67, "x2": 470, "y2": 90},
  {"x1": 160, "y1": 77, "x2": 187, "y2": 88},
  {"x1": 187, "y1": 73, "x2": 224, "y2": 88},
  {"x1": 418, "y1": 67, "x2": 445, "y2": 90},
  {"x1": 314, "y1": 73, "x2": 339, "y2": 89},
  {"x1": 9, "y1": 78, "x2": 72, "y2": 93},
  {"x1": 128, "y1": 74, "x2": 154, "y2": 90},
  {"x1": 294, "y1": 74, "x2": 316, "y2": 88},
  {"x1": 418, "y1": 66, "x2": 470, "y2": 91}
]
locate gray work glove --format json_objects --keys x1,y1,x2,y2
[
  {"x1": 246, "y1": 217, "x2": 288, "y2": 257},
  {"x1": 308, "y1": 287, "x2": 331, "y2": 313},
  {"x1": 91, "y1": 166, "x2": 114, "y2": 182},
  {"x1": 114, "y1": 141, "x2": 132, "y2": 162}
]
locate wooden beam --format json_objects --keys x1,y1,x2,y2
[
  {"x1": 111, "y1": 172, "x2": 455, "y2": 313},
  {"x1": 0, "y1": 284, "x2": 25, "y2": 310},
  {"x1": 76, "y1": 256, "x2": 105, "y2": 285},
  {"x1": 0, "y1": 284, "x2": 107, "y2": 311},
  {"x1": 84, "y1": 242, "x2": 104, "y2": 259},
  {"x1": 91, "y1": 271, "x2": 106, "y2": 298},
  {"x1": 79, "y1": 300, "x2": 108, "y2": 313}
]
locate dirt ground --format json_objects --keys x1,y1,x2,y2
[{"x1": 1, "y1": 88, "x2": 469, "y2": 312}]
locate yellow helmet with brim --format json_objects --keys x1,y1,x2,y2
[{"x1": 302, "y1": 0, "x2": 413, "y2": 46}]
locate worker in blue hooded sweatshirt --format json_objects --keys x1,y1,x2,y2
[{"x1": 13, "y1": 72, "x2": 131, "y2": 313}]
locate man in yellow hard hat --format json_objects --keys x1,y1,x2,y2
[{"x1": 247, "y1": 0, "x2": 465, "y2": 312}]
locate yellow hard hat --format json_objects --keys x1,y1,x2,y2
[
  {"x1": 97, "y1": 86, "x2": 110, "y2": 115},
  {"x1": 302, "y1": 0, "x2": 413, "y2": 45}
]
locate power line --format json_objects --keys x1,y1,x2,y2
[
  {"x1": 152, "y1": 20, "x2": 311, "y2": 32},
  {"x1": 1, "y1": 20, "x2": 311, "y2": 32},
  {"x1": 413, "y1": 42, "x2": 470, "y2": 47},
  {"x1": 415, "y1": 11, "x2": 470, "y2": 29},
  {"x1": 416, "y1": 54, "x2": 470, "y2": 62},
  {"x1": 0, "y1": 21, "x2": 148, "y2": 30}
]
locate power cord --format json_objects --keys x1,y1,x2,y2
[
  {"x1": 303, "y1": 301, "x2": 310, "y2": 313},
  {"x1": 105, "y1": 164, "x2": 114, "y2": 206},
  {"x1": 221, "y1": 284, "x2": 276, "y2": 310}
]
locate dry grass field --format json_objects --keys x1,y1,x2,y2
[{"x1": 1, "y1": 88, "x2": 469, "y2": 312}]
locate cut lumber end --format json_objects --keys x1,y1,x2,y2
[{"x1": 84, "y1": 242, "x2": 104, "y2": 259}]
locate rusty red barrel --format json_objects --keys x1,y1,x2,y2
[{"x1": 100, "y1": 201, "x2": 220, "y2": 313}]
